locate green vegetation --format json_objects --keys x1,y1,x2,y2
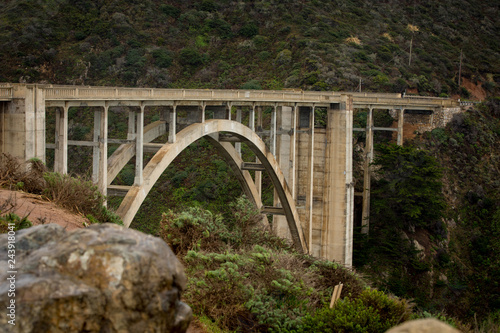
[
  {"x1": 355, "y1": 145, "x2": 446, "y2": 306},
  {"x1": 160, "y1": 196, "x2": 415, "y2": 332},
  {"x1": 355, "y1": 99, "x2": 500, "y2": 330},
  {"x1": 371, "y1": 144, "x2": 445, "y2": 232},
  {"x1": 43, "y1": 172, "x2": 122, "y2": 225},
  {"x1": 111, "y1": 138, "x2": 245, "y2": 235},
  {"x1": 300, "y1": 289, "x2": 411, "y2": 333},
  {"x1": 0, "y1": 0, "x2": 497, "y2": 96},
  {"x1": 0, "y1": 213, "x2": 32, "y2": 234},
  {"x1": 419, "y1": 99, "x2": 500, "y2": 320}
]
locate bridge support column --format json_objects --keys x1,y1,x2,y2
[
  {"x1": 134, "y1": 104, "x2": 144, "y2": 185},
  {"x1": 54, "y1": 103, "x2": 68, "y2": 174},
  {"x1": 306, "y1": 106, "x2": 315, "y2": 254},
  {"x1": 290, "y1": 104, "x2": 298, "y2": 200},
  {"x1": 168, "y1": 104, "x2": 176, "y2": 143},
  {"x1": 397, "y1": 108, "x2": 405, "y2": 145},
  {"x1": 271, "y1": 108, "x2": 281, "y2": 242},
  {"x1": 127, "y1": 111, "x2": 136, "y2": 140},
  {"x1": 93, "y1": 105, "x2": 108, "y2": 197},
  {"x1": 273, "y1": 105, "x2": 293, "y2": 239},
  {"x1": 249, "y1": 104, "x2": 255, "y2": 131},
  {"x1": 1, "y1": 84, "x2": 45, "y2": 163},
  {"x1": 201, "y1": 103, "x2": 206, "y2": 123},
  {"x1": 324, "y1": 95, "x2": 354, "y2": 266},
  {"x1": 92, "y1": 112, "x2": 100, "y2": 183},
  {"x1": 361, "y1": 107, "x2": 373, "y2": 234},
  {"x1": 235, "y1": 107, "x2": 242, "y2": 156},
  {"x1": 255, "y1": 106, "x2": 263, "y2": 197},
  {"x1": 270, "y1": 104, "x2": 277, "y2": 155}
]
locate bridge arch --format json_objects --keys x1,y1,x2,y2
[
  {"x1": 107, "y1": 120, "x2": 262, "y2": 214},
  {"x1": 115, "y1": 119, "x2": 307, "y2": 252},
  {"x1": 107, "y1": 120, "x2": 167, "y2": 186}
]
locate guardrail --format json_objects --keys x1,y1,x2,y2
[
  {"x1": 0, "y1": 83, "x2": 459, "y2": 108},
  {"x1": 354, "y1": 95, "x2": 459, "y2": 108},
  {"x1": 44, "y1": 87, "x2": 336, "y2": 102},
  {"x1": 0, "y1": 86, "x2": 13, "y2": 100},
  {"x1": 460, "y1": 101, "x2": 480, "y2": 106},
  {"x1": 42, "y1": 85, "x2": 402, "y2": 103}
]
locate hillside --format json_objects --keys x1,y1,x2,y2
[
  {"x1": 0, "y1": 0, "x2": 498, "y2": 98},
  {"x1": 355, "y1": 98, "x2": 500, "y2": 327}
]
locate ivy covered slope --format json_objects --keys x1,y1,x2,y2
[
  {"x1": 0, "y1": 0, "x2": 498, "y2": 97},
  {"x1": 356, "y1": 99, "x2": 500, "y2": 326}
]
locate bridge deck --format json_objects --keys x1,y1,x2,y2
[{"x1": 0, "y1": 84, "x2": 459, "y2": 109}]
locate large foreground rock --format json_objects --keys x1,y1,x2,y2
[
  {"x1": 0, "y1": 224, "x2": 192, "y2": 333},
  {"x1": 386, "y1": 318, "x2": 461, "y2": 333}
]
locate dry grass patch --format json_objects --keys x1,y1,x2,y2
[{"x1": 0, "y1": 154, "x2": 122, "y2": 225}]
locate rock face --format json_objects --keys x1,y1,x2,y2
[
  {"x1": 0, "y1": 223, "x2": 192, "y2": 333},
  {"x1": 386, "y1": 318, "x2": 461, "y2": 333}
]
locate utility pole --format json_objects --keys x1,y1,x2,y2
[
  {"x1": 359, "y1": 78, "x2": 362, "y2": 92},
  {"x1": 408, "y1": 36, "x2": 413, "y2": 66},
  {"x1": 409, "y1": 0, "x2": 416, "y2": 66},
  {"x1": 458, "y1": 49, "x2": 463, "y2": 87}
]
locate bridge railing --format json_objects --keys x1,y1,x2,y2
[
  {"x1": 24, "y1": 84, "x2": 456, "y2": 108},
  {"x1": 0, "y1": 85, "x2": 13, "y2": 99},
  {"x1": 42, "y1": 85, "x2": 401, "y2": 103},
  {"x1": 353, "y1": 95, "x2": 459, "y2": 108}
]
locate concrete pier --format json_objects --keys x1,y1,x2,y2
[{"x1": 0, "y1": 84, "x2": 45, "y2": 162}]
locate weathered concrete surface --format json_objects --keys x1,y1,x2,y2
[
  {"x1": 107, "y1": 120, "x2": 167, "y2": 185},
  {"x1": 293, "y1": 98, "x2": 354, "y2": 265},
  {"x1": 0, "y1": 224, "x2": 192, "y2": 333},
  {"x1": 115, "y1": 119, "x2": 307, "y2": 253},
  {"x1": 323, "y1": 96, "x2": 354, "y2": 266},
  {"x1": 385, "y1": 318, "x2": 461, "y2": 333},
  {"x1": 1, "y1": 85, "x2": 45, "y2": 163}
]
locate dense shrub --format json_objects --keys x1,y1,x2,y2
[
  {"x1": 0, "y1": 213, "x2": 32, "y2": 234},
  {"x1": 371, "y1": 144, "x2": 445, "y2": 232},
  {"x1": 205, "y1": 18, "x2": 232, "y2": 39},
  {"x1": 152, "y1": 49, "x2": 173, "y2": 68},
  {"x1": 240, "y1": 22, "x2": 259, "y2": 38},
  {"x1": 0, "y1": 155, "x2": 46, "y2": 193},
  {"x1": 160, "y1": 4, "x2": 181, "y2": 18},
  {"x1": 159, "y1": 198, "x2": 409, "y2": 332},
  {"x1": 241, "y1": 79, "x2": 262, "y2": 90},
  {"x1": 179, "y1": 48, "x2": 207, "y2": 67},
  {"x1": 43, "y1": 172, "x2": 122, "y2": 225},
  {"x1": 300, "y1": 289, "x2": 412, "y2": 333}
]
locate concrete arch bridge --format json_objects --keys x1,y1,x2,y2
[{"x1": 0, "y1": 84, "x2": 459, "y2": 266}]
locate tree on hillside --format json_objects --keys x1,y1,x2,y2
[{"x1": 371, "y1": 144, "x2": 445, "y2": 233}]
